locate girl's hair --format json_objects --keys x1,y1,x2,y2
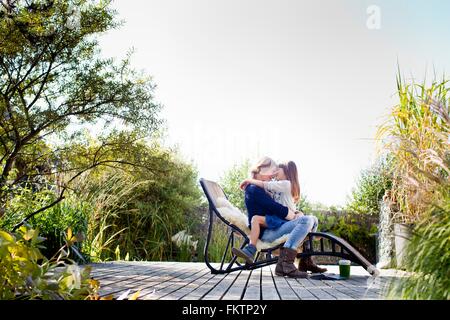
[
  {"x1": 250, "y1": 156, "x2": 277, "y2": 178},
  {"x1": 278, "y1": 161, "x2": 300, "y2": 203}
]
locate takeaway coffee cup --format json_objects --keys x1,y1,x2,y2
[{"x1": 339, "y1": 260, "x2": 351, "y2": 279}]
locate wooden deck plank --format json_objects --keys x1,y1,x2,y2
[
  {"x1": 89, "y1": 263, "x2": 140, "y2": 279},
  {"x1": 330, "y1": 280, "x2": 378, "y2": 299},
  {"x1": 299, "y1": 277, "x2": 338, "y2": 300},
  {"x1": 97, "y1": 262, "x2": 188, "y2": 285},
  {"x1": 242, "y1": 269, "x2": 261, "y2": 300},
  {"x1": 181, "y1": 273, "x2": 228, "y2": 300},
  {"x1": 144, "y1": 268, "x2": 211, "y2": 300},
  {"x1": 89, "y1": 262, "x2": 394, "y2": 300},
  {"x1": 154, "y1": 267, "x2": 212, "y2": 299},
  {"x1": 308, "y1": 276, "x2": 359, "y2": 300},
  {"x1": 284, "y1": 278, "x2": 318, "y2": 300},
  {"x1": 269, "y1": 265, "x2": 299, "y2": 300},
  {"x1": 126, "y1": 264, "x2": 207, "y2": 299},
  {"x1": 92, "y1": 263, "x2": 171, "y2": 281},
  {"x1": 201, "y1": 271, "x2": 242, "y2": 300},
  {"x1": 160, "y1": 270, "x2": 220, "y2": 300},
  {"x1": 222, "y1": 270, "x2": 251, "y2": 300},
  {"x1": 100, "y1": 263, "x2": 198, "y2": 297},
  {"x1": 96, "y1": 265, "x2": 168, "y2": 290},
  {"x1": 261, "y1": 266, "x2": 280, "y2": 300}
]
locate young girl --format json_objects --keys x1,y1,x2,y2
[{"x1": 232, "y1": 161, "x2": 303, "y2": 263}]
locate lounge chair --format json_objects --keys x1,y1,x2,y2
[{"x1": 200, "y1": 178, "x2": 379, "y2": 276}]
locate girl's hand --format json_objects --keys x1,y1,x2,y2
[
  {"x1": 240, "y1": 178, "x2": 264, "y2": 190},
  {"x1": 240, "y1": 179, "x2": 251, "y2": 190}
]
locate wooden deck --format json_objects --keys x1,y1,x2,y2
[{"x1": 90, "y1": 261, "x2": 401, "y2": 300}]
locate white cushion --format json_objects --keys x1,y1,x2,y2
[
  {"x1": 215, "y1": 197, "x2": 250, "y2": 234},
  {"x1": 215, "y1": 197, "x2": 288, "y2": 251}
]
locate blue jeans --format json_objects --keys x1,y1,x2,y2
[{"x1": 260, "y1": 215, "x2": 318, "y2": 250}]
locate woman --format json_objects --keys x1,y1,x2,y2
[{"x1": 242, "y1": 156, "x2": 326, "y2": 278}]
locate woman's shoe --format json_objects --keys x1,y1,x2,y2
[
  {"x1": 275, "y1": 247, "x2": 308, "y2": 278},
  {"x1": 232, "y1": 245, "x2": 256, "y2": 264},
  {"x1": 299, "y1": 256, "x2": 328, "y2": 273}
]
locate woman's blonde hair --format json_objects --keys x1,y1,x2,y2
[
  {"x1": 278, "y1": 161, "x2": 300, "y2": 203},
  {"x1": 250, "y1": 156, "x2": 277, "y2": 178}
]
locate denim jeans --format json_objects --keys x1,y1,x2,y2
[{"x1": 260, "y1": 215, "x2": 318, "y2": 250}]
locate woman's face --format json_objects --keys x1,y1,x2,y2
[{"x1": 276, "y1": 168, "x2": 287, "y2": 180}]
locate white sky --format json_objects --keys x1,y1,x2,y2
[{"x1": 98, "y1": 0, "x2": 450, "y2": 206}]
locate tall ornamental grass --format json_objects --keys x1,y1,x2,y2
[
  {"x1": 73, "y1": 171, "x2": 144, "y2": 262},
  {"x1": 377, "y1": 74, "x2": 449, "y2": 224},
  {"x1": 378, "y1": 72, "x2": 449, "y2": 299}
]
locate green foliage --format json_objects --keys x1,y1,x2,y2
[
  {"x1": 0, "y1": 0, "x2": 161, "y2": 222},
  {"x1": 346, "y1": 156, "x2": 393, "y2": 215},
  {"x1": 1, "y1": 136, "x2": 204, "y2": 263},
  {"x1": 377, "y1": 73, "x2": 449, "y2": 223},
  {"x1": 388, "y1": 191, "x2": 450, "y2": 300},
  {"x1": 0, "y1": 187, "x2": 55, "y2": 230},
  {"x1": 0, "y1": 186, "x2": 89, "y2": 261},
  {"x1": 29, "y1": 197, "x2": 89, "y2": 261},
  {"x1": 219, "y1": 160, "x2": 251, "y2": 212},
  {"x1": 202, "y1": 222, "x2": 232, "y2": 263},
  {"x1": 68, "y1": 142, "x2": 204, "y2": 262},
  {"x1": 0, "y1": 225, "x2": 99, "y2": 300},
  {"x1": 73, "y1": 170, "x2": 137, "y2": 262},
  {"x1": 378, "y1": 71, "x2": 449, "y2": 299},
  {"x1": 314, "y1": 210, "x2": 378, "y2": 263},
  {"x1": 119, "y1": 154, "x2": 202, "y2": 262},
  {"x1": 297, "y1": 193, "x2": 319, "y2": 214}
]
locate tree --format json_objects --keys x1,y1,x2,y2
[
  {"x1": 0, "y1": 0, "x2": 162, "y2": 228},
  {"x1": 346, "y1": 155, "x2": 393, "y2": 215},
  {"x1": 219, "y1": 160, "x2": 251, "y2": 212}
]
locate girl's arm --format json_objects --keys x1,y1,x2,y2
[
  {"x1": 263, "y1": 180, "x2": 291, "y2": 194},
  {"x1": 239, "y1": 178, "x2": 265, "y2": 190}
]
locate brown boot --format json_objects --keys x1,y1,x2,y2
[
  {"x1": 299, "y1": 256, "x2": 328, "y2": 273},
  {"x1": 275, "y1": 247, "x2": 308, "y2": 278}
]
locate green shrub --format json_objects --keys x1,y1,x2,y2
[
  {"x1": 314, "y1": 210, "x2": 378, "y2": 263},
  {"x1": 346, "y1": 156, "x2": 393, "y2": 215},
  {"x1": 0, "y1": 187, "x2": 89, "y2": 262},
  {"x1": 1, "y1": 141, "x2": 204, "y2": 263},
  {"x1": 72, "y1": 147, "x2": 204, "y2": 262},
  {"x1": 0, "y1": 187, "x2": 56, "y2": 230},
  {"x1": 0, "y1": 225, "x2": 99, "y2": 300},
  {"x1": 297, "y1": 194, "x2": 314, "y2": 214},
  {"x1": 116, "y1": 159, "x2": 203, "y2": 262},
  {"x1": 29, "y1": 197, "x2": 90, "y2": 261}
]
